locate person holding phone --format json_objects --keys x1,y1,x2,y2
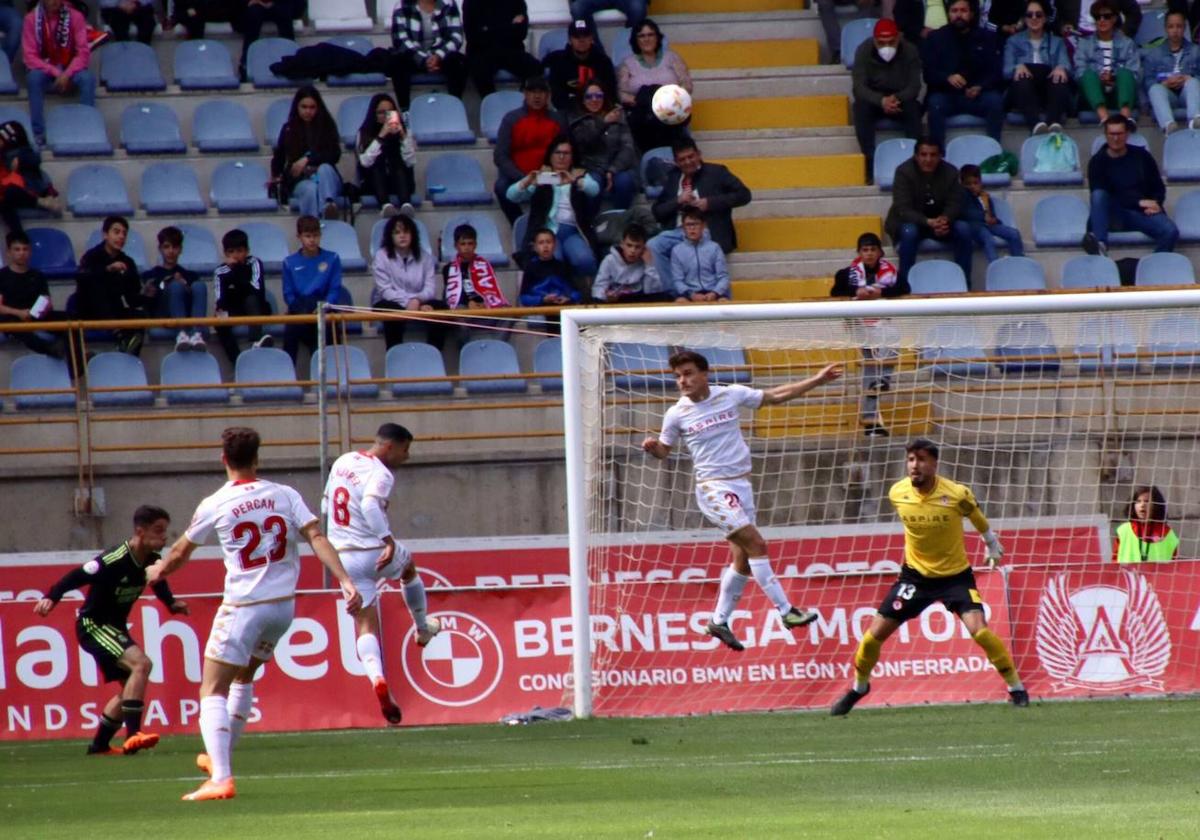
[{"x1": 355, "y1": 92, "x2": 416, "y2": 218}]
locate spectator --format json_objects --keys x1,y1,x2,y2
[
  {"x1": 1003, "y1": 0, "x2": 1072, "y2": 134},
  {"x1": 281, "y1": 215, "x2": 343, "y2": 365},
  {"x1": 0, "y1": 119, "x2": 62, "y2": 233},
  {"x1": 1115, "y1": 485, "x2": 1178, "y2": 564},
  {"x1": 986, "y1": 0, "x2": 1039, "y2": 35},
  {"x1": 568, "y1": 80, "x2": 639, "y2": 211},
  {"x1": 569, "y1": 0, "x2": 646, "y2": 29},
  {"x1": 960, "y1": 163, "x2": 1025, "y2": 262},
  {"x1": 670, "y1": 208, "x2": 730, "y2": 303},
  {"x1": 76, "y1": 215, "x2": 146, "y2": 356},
  {"x1": 271, "y1": 85, "x2": 343, "y2": 221},
  {"x1": 617, "y1": 18, "x2": 693, "y2": 153},
  {"x1": 544, "y1": 18, "x2": 616, "y2": 114},
  {"x1": 141, "y1": 226, "x2": 207, "y2": 353},
  {"x1": 1142, "y1": 10, "x2": 1200, "y2": 134},
  {"x1": 506, "y1": 137, "x2": 601, "y2": 281},
  {"x1": 372, "y1": 213, "x2": 440, "y2": 348},
  {"x1": 922, "y1": 0, "x2": 1006, "y2": 149},
  {"x1": 0, "y1": 0, "x2": 22, "y2": 62},
  {"x1": 493, "y1": 75, "x2": 566, "y2": 224},
  {"x1": 1072, "y1": 0, "x2": 1140, "y2": 127},
  {"x1": 648, "y1": 138, "x2": 752, "y2": 296},
  {"x1": 851, "y1": 18, "x2": 923, "y2": 180},
  {"x1": 22, "y1": 0, "x2": 95, "y2": 146},
  {"x1": 818, "y1": 0, "x2": 881, "y2": 65},
  {"x1": 99, "y1": 0, "x2": 156, "y2": 44},
  {"x1": 1083, "y1": 114, "x2": 1178, "y2": 255},
  {"x1": 518, "y1": 228, "x2": 582, "y2": 306},
  {"x1": 884, "y1": 137, "x2": 973, "y2": 284},
  {"x1": 593, "y1": 222, "x2": 667, "y2": 303},
  {"x1": 212, "y1": 227, "x2": 272, "y2": 367},
  {"x1": 461, "y1": 0, "x2": 541, "y2": 98},
  {"x1": 442, "y1": 222, "x2": 510, "y2": 346},
  {"x1": 895, "y1": 0, "x2": 950, "y2": 42},
  {"x1": 356, "y1": 92, "x2": 416, "y2": 219},
  {"x1": 388, "y1": 0, "x2": 467, "y2": 109},
  {"x1": 237, "y1": 0, "x2": 300, "y2": 80},
  {"x1": 0, "y1": 229, "x2": 81, "y2": 372},
  {"x1": 1057, "y1": 0, "x2": 1140, "y2": 41}
]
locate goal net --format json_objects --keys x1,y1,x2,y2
[{"x1": 561, "y1": 291, "x2": 1200, "y2": 719}]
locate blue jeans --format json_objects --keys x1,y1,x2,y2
[
  {"x1": 291, "y1": 164, "x2": 342, "y2": 218},
  {"x1": 155, "y1": 279, "x2": 209, "y2": 332},
  {"x1": 925, "y1": 89, "x2": 1005, "y2": 149},
  {"x1": 1147, "y1": 79, "x2": 1200, "y2": 131},
  {"x1": 27, "y1": 69, "x2": 96, "y2": 141},
  {"x1": 569, "y1": 0, "x2": 647, "y2": 26},
  {"x1": 648, "y1": 227, "x2": 687, "y2": 294},
  {"x1": 971, "y1": 222, "x2": 1025, "y2": 263},
  {"x1": 0, "y1": 4, "x2": 21, "y2": 62},
  {"x1": 1089, "y1": 189, "x2": 1179, "y2": 253},
  {"x1": 556, "y1": 223, "x2": 598, "y2": 277},
  {"x1": 896, "y1": 221, "x2": 974, "y2": 283}
]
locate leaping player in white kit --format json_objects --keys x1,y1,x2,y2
[
  {"x1": 148, "y1": 427, "x2": 362, "y2": 802},
  {"x1": 324, "y1": 422, "x2": 442, "y2": 726},
  {"x1": 642, "y1": 350, "x2": 843, "y2": 651}
]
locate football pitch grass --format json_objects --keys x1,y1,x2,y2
[{"x1": 3, "y1": 697, "x2": 1199, "y2": 840}]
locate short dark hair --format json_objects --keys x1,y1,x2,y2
[
  {"x1": 906, "y1": 438, "x2": 940, "y2": 460},
  {"x1": 1104, "y1": 113, "x2": 1130, "y2": 130},
  {"x1": 533, "y1": 227, "x2": 556, "y2": 241},
  {"x1": 157, "y1": 226, "x2": 183, "y2": 248},
  {"x1": 959, "y1": 163, "x2": 982, "y2": 181},
  {"x1": 1165, "y1": 9, "x2": 1188, "y2": 25},
  {"x1": 454, "y1": 224, "x2": 477, "y2": 243},
  {"x1": 857, "y1": 232, "x2": 882, "y2": 250},
  {"x1": 668, "y1": 349, "x2": 709, "y2": 371},
  {"x1": 102, "y1": 215, "x2": 129, "y2": 233},
  {"x1": 622, "y1": 223, "x2": 648, "y2": 243},
  {"x1": 522, "y1": 75, "x2": 550, "y2": 92},
  {"x1": 914, "y1": 136, "x2": 942, "y2": 155},
  {"x1": 6, "y1": 230, "x2": 29, "y2": 248},
  {"x1": 222, "y1": 426, "x2": 261, "y2": 470},
  {"x1": 376, "y1": 422, "x2": 413, "y2": 444},
  {"x1": 222, "y1": 229, "x2": 249, "y2": 252},
  {"x1": 671, "y1": 136, "x2": 699, "y2": 157},
  {"x1": 296, "y1": 215, "x2": 321, "y2": 236},
  {"x1": 133, "y1": 505, "x2": 170, "y2": 528},
  {"x1": 1089, "y1": 0, "x2": 1119, "y2": 20},
  {"x1": 382, "y1": 213, "x2": 421, "y2": 260},
  {"x1": 680, "y1": 207, "x2": 706, "y2": 224}
]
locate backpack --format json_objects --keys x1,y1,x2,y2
[
  {"x1": 1033, "y1": 133, "x2": 1079, "y2": 173},
  {"x1": 980, "y1": 151, "x2": 1020, "y2": 176}
]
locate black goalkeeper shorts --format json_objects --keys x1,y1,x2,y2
[{"x1": 876, "y1": 565, "x2": 984, "y2": 623}]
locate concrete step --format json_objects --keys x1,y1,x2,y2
[
  {"x1": 712, "y1": 153, "x2": 865, "y2": 189},
  {"x1": 694, "y1": 94, "x2": 848, "y2": 130},
  {"x1": 674, "y1": 38, "x2": 819, "y2": 69},
  {"x1": 655, "y1": 0, "x2": 806, "y2": 12}
]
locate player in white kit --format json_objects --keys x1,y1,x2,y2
[
  {"x1": 642, "y1": 350, "x2": 842, "y2": 651},
  {"x1": 148, "y1": 427, "x2": 362, "y2": 802},
  {"x1": 324, "y1": 422, "x2": 441, "y2": 726}
]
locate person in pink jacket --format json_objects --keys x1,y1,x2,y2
[{"x1": 22, "y1": 0, "x2": 95, "y2": 145}]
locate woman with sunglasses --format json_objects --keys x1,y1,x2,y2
[
  {"x1": 568, "y1": 80, "x2": 639, "y2": 211},
  {"x1": 616, "y1": 18, "x2": 693, "y2": 152},
  {"x1": 1003, "y1": 0, "x2": 1073, "y2": 133},
  {"x1": 1071, "y1": 0, "x2": 1141, "y2": 128},
  {"x1": 1057, "y1": 0, "x2": 1141, "y2": 40}
]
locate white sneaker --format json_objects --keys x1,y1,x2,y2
[
  {"x1": 416, "y1": 617, "x2": 441, "y2": 648},
  {"x1": 175, "y1": 331, "x2": 191, "y2": 351},
  {"x1": 381, "y1": 202, "x2": 398, "y2": 218},
  {"x1": 252, "y1": 334, "x2": 274, "y2": 349},
  {"x1": 1032, "y1": 121, "x2": 1049, "y2": 135},
  {"x1": 189, "y1": 331, "x2": 206, "y2": 350},
  {"x1": 399, "y1": 202, "x2": 415, "y2": 219}
]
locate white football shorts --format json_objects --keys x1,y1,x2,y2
[
  {"x1": 204, "y1": 599, "x2": 295, "y2": 667},
  {"x1": 340, "y1": 545, "x2": 412, "y2": 608},
  {"x1": 694, "y1": 477, "x2": 756, "y2": 535}
]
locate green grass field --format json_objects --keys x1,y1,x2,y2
[{"x1": 3, "y1": 698, "x2": 1199, "y2": 839}]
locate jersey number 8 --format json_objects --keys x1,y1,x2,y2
[
  {"x1": 232, "y1": 516, "x2": 288, "y2": 570},
  {"x1": 331, "y1": 486, "x2": 351, "y2": 526}
]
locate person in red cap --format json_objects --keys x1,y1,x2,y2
[{"x1": 852, "y1": 18, "x2": 923, "y2": 181}]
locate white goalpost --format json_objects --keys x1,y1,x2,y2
[{"x1": 562, "y1": 290, "x2": 1200, "y2": 720}]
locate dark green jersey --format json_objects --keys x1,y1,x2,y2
[{"x1": 46, "y1": 541, "x2": 175, "y2": 627}]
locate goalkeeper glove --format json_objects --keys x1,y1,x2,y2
[{"x1": 982, "y1": 530, "x2": 1004, "y2": 568}]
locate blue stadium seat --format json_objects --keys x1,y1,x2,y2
[
  {"x1": 640, "y1": 146, "x2": 674, "y2": 199},
  {"x1": 332, "y1": 286, "x2": 362, "y2": 335},
  {"x1": 610, "y1": 28, "x2": 634, "y2": 65},
  {"x1": 460, "y1": 339, "x2": 527, "y2": 394},
  {"x1": 87, "y1": 352, "x2": 154, "y2": 407},
  {"x1": 121, "y1": 102, "x2": 186, "y2": 154},
  {"x1": 533, "y1": 336, "x2": 563, "y2": 392},
  {"x1": 336, "y1": 95, "x2": 371, "y2": 148},
  {"x1": 194, "y1": 100, "x2": 259, "y2": 152},
  {"x1": 46, "y1": 104, "x2": 112, "y2": 156},
  {"x1": 1075, "y1": 315, "x2": 1138, "y2": 374},
  {"x1": 1175, "y1": 189, "x2": 1200, "y2": 242},
  {"x1": 0, "y1": 105, "x2": 32, "y2": 143},
  {"x1": 538, "y1": 30, "x2": 568, "y2": 60},
  {"x1": 28, "y1": 227, "x2": 76, "y2": 279},
  {"x1": 176, "y1": 223, "x2": 221, "y2": 274},
  {"x1": 410, "y1": 94, "x2": 475, "y2": 145},
  {"x1": 101, "y1": 42, "x2": 166, "y2": 91},
  {"x1": 1135, "y1": 9, "x2": 1168, "y2": 45},
  {"x1": 841, "y1": 18, "x2": 878, "y2": 69},
  {"x1": 174, "y1": 39, "x2": 240, "y2": 90},
  {"x1": 1032, "y1": 194, "x2": 1087, "y2": 246},
  {"x1": 481, "y1": 90, "x2": 523, "y2": 143},
  {"x1": 1061, "y1": 255, "x2": 1120, "y2": 289},
  {"x1": 319, "y1": 220, "x2": 366, "y2": 271},
  {"x1": 1164, "y1": 130, "x2": 1200, "y2": 181},
  {"x1": 610, "y1": 342, "x2": 672, "y2": 389},
  {"x1": 265, "y1": 97, "x2": 291, "y2": 147},
  {"x1": 161, "y1": 351, "x2": 230, "y2": 405},
  {"x1": 1149, "y1": 314, "x2": 1200, "y2": 370},
  {"x1": 439, "y1": 214, "x2": 509, "y2": 265},
  {"x1": 512, "y1": 213, "x2": 529, "y2": 256},
  {"x1": 0, "y1": 51, "x2": 16, "y2": 95},
  {"x1": 908, "y1": 260, "x2": 968, "y2": 295},
  {"x1": 242, "y1": 221, "x2": 290, "y2": 273},
  {"x1": 696, "y1": 346, "x2": 751, "y2": 384},
  {"x1": 370, "y1": 216, "x2": 434, "y2": 256},
  {"x1": 325, "y1": 35, "x2": 388, "y2": 86},
  {"x1": 386, "y1": 342, "x2": 453, "y2": 397},
  {"x1": 211, "y1": 160, "x2": 277, "y2": 213},
  {"x1": 921, "y1": 322, "x2": 991, "y2": 378},
  {"x1": 993, "y1": 319, "x2": 1060, "y2": 375},
  {"x1": 141, "y1": 162, "x2": 206, "y2": 215},
  {"x1": 873, "y1": 138, "x2": 914, "y2": 190},
  {"x1": 67, "y1": 165, "x2": 133, "y2": 216},
  {"x1": 83, "y1": 227, "x2": 149, "y2": 272},
  {"x1": 985, "y1": 256, "x2": 1047, "y2": 292},
  {"x1": 1019, "y1": 134, "x2": 1082, "y2": 186},
  {"x1": 236, "y1": 347, "x2": 304, "y2": 402},
  {"x1": 425, "y1": 153, "x2": 492, "y2": 205},
  {"x1": 310, "y1": 344, "x2": 378, "y2": 399},
  {"x1": 11, "y1": 354, "x2": 76, "y2": 409},
  {"x1": 1088, "y1": 132, "x2": 1149, "y2": 158},
  {"x1": 247, "y1": 38, "x2": 301, "y2": 88},
  {"x1": 946, "y1": 134, "x2": 1010, "y2": 186},
  {"x1": 1136, "y1": 251, "x2": 1196, "y2": 286}
]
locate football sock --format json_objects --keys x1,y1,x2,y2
[
  {"x1": 356, "y1": 633, "x2": 385, "y2": 684},
  {"x1": 853, "y1": 630, "x2": 882, "y2": 692},
  {"x1": 199, "y1": 695, "x2": 233, "y2": 782},
  {"x1": 972, "y1": 628, "x2": 1023, "y2": 688},
  {"x1": 712, "y1": 567, "x2": 750, "y2": 624},
  {"x1": 403, "y1": 578, "x2": 429, "y2": 632},
  {"x1": 91, "y1": 713, "x2": 121, "y2": 750},
  {"x1": 748, "y1": 557, "x2": 791, "y2": 614},
  {"x1": 226, "y1": 682, "x2": 254, "y2": 749},
  {"x1": 120, "y1": 699, "x2": 144, "y2": 736}
]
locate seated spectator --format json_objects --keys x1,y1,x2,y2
[
  {"x1": 76, "y1": 215, "x2": 146, "y2": 355},
  {"x1": 99, "y1": 0, "x2": 156, "y2": 44},
  {"x1": 0, "y1": 120, "x2": 62, "y2": 233},
  {"x1": 441, "y1": 222, "x2": 510, "y2": 346},
  {"x1": 818, "y1": 0, "x2": 881, "y2": 65},
  {"x1": 895, "y1": 0, "x2": 950, "y2": 42},
  {"x1": 271, "y1": 85, "x2": 343, "y2": 221},
  {"x1": 0, "y1": 230, "x2": 82, "y2": 373},
  {"x1": 851, "y1": 19, "x2": 923, "y2": 180},
  {"x1": 617, "y1": 18, "x2": 693, "y2": 153},
  {"x1": 648, "y1": 138, "x2": 752, "y2": 297},
  {"x1": 356, "y1": 92, "x2": 416, "y2": 218},
  {"x1": 213, "y1": 227, "x2": 272, "y2": 366},
  {"x1": 986, "y1": 0, "x2": 1038, "y2": 35},
  {"x1": 1142, "y1": 10, "x2": 1200, "y2": 134},
  {"x1": 1083, "y1": 114, "x2": 1178, "y2": 255},
  {"x1": 1004, "y1": 0, "x2": 1072, "y2": 134},
  {"x1": 388, "y1": 0, "x2": 467, "y2": 109},
  {"x1": 141, "y1": 226, "x2": 207, "y2": 352},
  {"x1": 960, "y1": 163, "x2": 1025, "y2": 262},
  {"x1": 1115, "y1": 485, "x2": 1178, "y2": 564},
  {"x1": 545, "y1": 18, "x2": 616, "y2": 114},
  {"x1": 0, "y1": 0, "x2": 22, "y2": 62},
  {"x1": 238, "y1": 0, "x2": 300, "y2": 80},
  {"x1": 493, "y1": 75, "x2": 566, "y2": 224},
  {"x1": 593, "y1": 222, "x2": 667, "y2": 303},
  {"x1": 281, "y1": 215, "x2": 343, "y2": 365},
  {"x1": 569, "y1": 80, "x2": 639, "y2": 211},
  {"x1": 670, "y1": 208, "x2": 730, "y2": 303},
  {"x1": 518, "y1": 228, "x2": 583, "y2": 306},
  {"x1": 22, "y1": 0, "x2": 95, "y2": 146},
  {"x1": 1072, "y1": 0, "x2": 1140, "y2": 127},
  {"x1": 372, "y1": 213, "x2": 440, "y2": 348},
  {"x1": 922, "y1": 0, "x2": 1005, "y2": 149},
  {"x1": 1057, "y1": 0, "x2": 1140, "y2": 41},
  {"x1": 884, "y1": 137, "x2": 973, "y2": 284},
  {"x1": 569, "y1": 0, "x2": 646, "y2": 29},
  {"x1": 461, "y1": 0, "x2": 541, "y2": 98}
]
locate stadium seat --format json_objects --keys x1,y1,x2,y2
[
  {"x1": 66, "y1": 165, "x2": 133, "y2": 216},
  {"x1": 46, "y1": 104, "x2": 112, "y2": 156},
  {"x1": 211, "y1": 160, "x2": 278, "y2": 213},
  {"x1": 1061, "y1": 255, "x2": 1120, "y2": 289},
  {"x1": 533, "y1": 336, "x2": 563, "y2": 392},
  {"x1": 1149, "y1": 314, "x2": 1200, "y2": 370},
  {"x1": 28, "y1": 227, "x2": 76, "y2": 279},
  {"x1": 311, "y1": 344, "x2": 377, "y2": 399},
  {"x1": 921, "y1": 322, "x2": 991, "y2": 378},
  {"x1": 320, "y1": 220, "x2": 367, "y2": 271},
  {"x1": 873, "y1": 138, "x2": 914, "y2": 191},
  {"x1": 332, "y1": 286, "x2": 362, "y2": 335},
  {"x1": 174, "y1": 39, "x2": 240, "y2": 90},
  {"x1": 370, "y1": 216, "x2": 434, "y2": 256},
  {"x1": 460, "y1": 339, "x2": 527, "y2": 394},
  {"x1": 242, "y1": 221, "x2": 290, "y2": 273},
  {"x1": 908, "y1": 260, "x2": 968, "y2": 295},
  {"x1": 11, "y1": 354, "x2": 76, "y2": 410},
  {"x1": 247, "y1": 38, "x2": 301, "y2": 88},
  {"x1": 235, "y1": 347, "x2": 304, "y2": 402},
  {"x1": 410, "y1": 94, "x2": 475, "y2": 145},
  {"x1": 176, "y1": 223, "x2": 221, "y2": 274},
  {"x1": 609, "y1": 342, "x2": 672, "y2": 389},
  {"x1": 83, "y1": 227, "x2": 149, "y2": 273},
  {"x1": 194, "y1": 100, "x2": 260, "y2": 152},
  {"x1": 640, "y1": 146, "x2": 675, "y2": 199},
  {"x1": 87, "y1": 352, "x2": 154, "y2": 407},
  {"x1": 259, "y1": 289, "x2": 286, "y2": 339},
  {"x1": 481, "y1": 90, "x2": 523, "y2": 143},
  {"x1": 386, "y1": 342, "x2": 454, "y2": 397},
  {"x1": 325, "y1": 35, "x2": 387, "y2": 86},
  {"x1": 696, "y1": 346, "x2": 751, "y2": 384},
  {"x1": 537, "y1": 30, "x2": 568, "y2": 60},
  {"x1": 161, "y1": 351, "x2": 230, "y2": 405},
  {"x1": 1175, "y1": 189, "x2": 1200, "y2": 242},
  {"x1": 121, "y1": 102, "x2": 186, "y2": 154},
  {"x1": 993, "y1": 319, "x2": 1060, "y2": 376},
  {"x1": 946, "y1": 135, "x2": 1010, "y2": 187},
  {"x1": 1163, "y1": 130, "x2": 1200, "y2": 181},
  {"x1": 425, "y1": 153, "x2": 492, "y2": 205},
  {"x1": 1136, "y1": 251, "x2": 1196, "y2": 286},
  {"x1": 985, "y1": 256, "x2": 1047, "y2": 292},
  {"x1": 841, "y1": 18, "x2": 878, "y2": 69},
  {"x1": 101, "y1": 41, "x2": 166, "y2": 91},
  {"x1": 987, "y1": 196, "x2": 1019, "y2": 250},
  {"x1": 0, "y1": 51, "x2": 16, "y2": 95},
  {"x1": 1134, "y1": 9, "x2": 1168, "y2": 45},
  {"x1": 1019, "y1": 134, "x2": 1082, "y2": 186},
  {"x1": 141, "y1": 162, "x2": 206, "y2": 215},
  {"x1": 439, "y1": 214, "x2": 509, "y2": 265},
  {"x1": 336, "y1": 95, "x2": 371, "y2": 148},
  {"x1": 310, "y1": 0, "x2": 373, "y2": 31},
  {"x1": 1075, "y1": 315, "x2": 1139, "y2": 374},
  {"x1": 1088, "y1": 133, "x2": 1149, "y2": 158},
  {"x1": 1032, "y1": 194, "x2": 1088, "y2": 247},
  {"x1": 0, "y1": 105, "x2": 32, "y2": 143},
  {"x1": 265, "y1": 97, "x2": 291, "y2": 147}
]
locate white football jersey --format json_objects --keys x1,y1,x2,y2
[
  {"x1": 658, "y1": 384, "x2": 764, "y2": 481},
  {"x1": 185, "y1": 478, "x2": 316, "y2": 606},
  {"x1": 324, "y1": 450, "x2": 395, "y2": 550}
]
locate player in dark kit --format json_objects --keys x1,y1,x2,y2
[{"x1": 35, "y1": 505, "x2": 189, "y2": 755}]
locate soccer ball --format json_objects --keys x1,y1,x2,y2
[{"x1": 651, "y1": 84, "x2": 692, "y2": 126}]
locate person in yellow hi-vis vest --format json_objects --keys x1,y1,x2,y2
[{"x1": 1115, "y1": 485, "x2": 1179, "y2": 564}]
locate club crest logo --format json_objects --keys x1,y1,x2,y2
[
  {"x1": 401, "y1": 611, "x2": 504, "y2": 707},
  {"x1": 1035, "y1": 571, "x2": 1171, "y2": 692}
]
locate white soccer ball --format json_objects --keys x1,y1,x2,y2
[{"x1": 651, "y1": 84, "x2": 692, "y2": 126}]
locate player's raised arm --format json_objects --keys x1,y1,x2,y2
[
  {"x1": 301, "y1": 520, "x2": 362, "y2": 613},
  {"x1": 759, "y1": 363, "x2": 843, "y2": 405},
  {"x1": 147, "y1": 534, "x2": 198, "y2": 584}
]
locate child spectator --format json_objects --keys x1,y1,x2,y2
[
  {"x1": 76, "y1": 215, "x2": 145, "y2": 356},
  {"x1": 670, "y1": 209, "x2": 730, "y2": 303},
  {"x1": 441, "y1": 223, "x2": 511, "y2": 347},
  {"x1": 519, "y1": 229, "x2": 582, "y2": 306},
  {"x1": 0, "y1": 120, "x2": 62, "y2": 233},
  {"x1": 960, "y1": 164, "x2": 1025, "y2": 263},
  {"x1": 271, "y1": 86, "x2": 343, "y2": 221},
  {"x1": 356, "y1": 92, "x2": 416, "y2": 219},
  {"x1": 0, "y1": 229, "x2": 82, "y2": 373},
  {"x1": 1116, "y1": 485, "x2": 1179, "y2": 563},
  {"x1": 593, "y1": 223, "x2": 665, "y2": 303},
  {"x1": 142, "y1": 226, "x2": 207, "y2": 353},
  {"x1": 212, "y1": 228, "x2": 271, "y2": 367},
  {"x1": 282, "y1": 215, "x2": 343, "y2": 365},
  {"x1": 372, "y1": 213, "x2": 439, "y2": 348}
]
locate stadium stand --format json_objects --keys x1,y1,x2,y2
[
  {"x1": 386, "y1": 342, "x2": 455, "y2": 397},
  {"x1": 311, "y1": 344, "x2": 378, "y2": 399},
  {"x1": 985, "y1": 256, "x2": 1047, "y2": 292},
  {"x1": 425, "y1": 153, "x2": 493, "y2": 205},
  {"x1": 87, "y1": 353, "x2": 155, "y2": 407},
  {"x1": 66, "y1": 165, "x2": 134, "y2": 217},
  {"x1": 211, "y1": 160, "x2": 279, "y2": 214},
  {"x1": 1061, "y1": 255, "x2": 1121, "y2": 289},
  {"x1": 174, "y1": 40, "x2": 241, "y2": 91},
  {"x1": 193, "y1": 100, "x2": 260, "y2": 153},
  {"x1": 46, "y1": 105, "x2": 112, "y2": 157},
  {"x1": 121, "y1": 102, "x2": 187, "y2": 155},
  {"x1": 10, "y1": 353, "x2": 75, "y2": 410},
  {"x1": 236, "y1": 346, "x2": 305, "y2": 402},
  {"x1": 909, "y1": 260, "x2": 969, "y2": 295},
  {"x1": 100, "y1": 41, "x2": 167, "y2": 92},
  {"x1": 247, "y1": 38, "x2": 302, "y2": 88},
  {"x1": 161, "y1": 350, "x2": 231, "y2": 405},
  {"x1": 460, "y1": 339, "x2": 528, "y2": 395},
  {"x1": 141, "y1": 163, "x2": 207, "y2": 215}
]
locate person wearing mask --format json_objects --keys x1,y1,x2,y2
[{"x1": 851, "y1": 19, "x2": 923, "y2": 180}]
